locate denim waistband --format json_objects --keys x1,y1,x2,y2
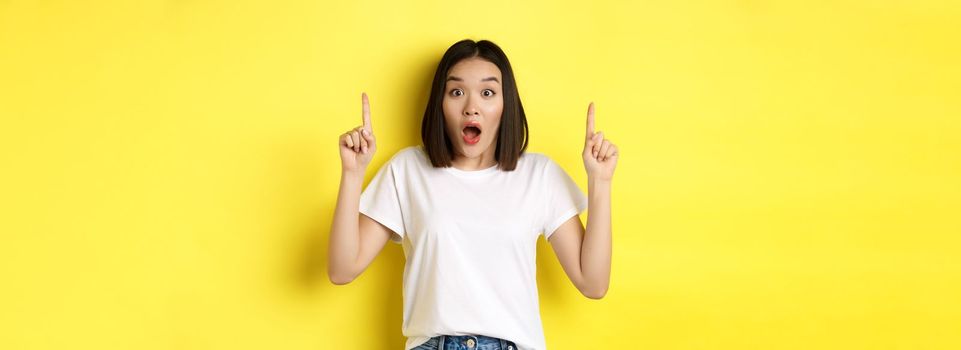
[{"x1": 422, "y1": 334, "x2": 517, "y2": 350}]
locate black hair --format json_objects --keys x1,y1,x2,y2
[{"x1": 421, "y1": 39, "x2": 529, "y2": 171}]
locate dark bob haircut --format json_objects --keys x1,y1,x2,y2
[{"x1": 421, "y1": 39, "x2": 529, "y2": 171}]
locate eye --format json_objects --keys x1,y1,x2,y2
[
  {"x1": 450, "y1": 89, "x2": 464, "y2": 97},
  {"x1": 482, "y1": 89, "x2": 496, "y2": 97}
]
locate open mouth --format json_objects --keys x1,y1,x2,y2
[{"x1": 462, "y1": 122, "x2": 481, "y2": 145}]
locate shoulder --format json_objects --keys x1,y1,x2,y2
[
  {"x1": 390, "y1": 145, "x2": 425, "y2": 161},
  {"x1": 382, "y1": 145, "x2": 430, "y2": 169},
  {"x1": 516, "y1": 151, "x2": 563, "y2": 175},
  {"x1": 521, "y1": 151, "x2": 565, "y2": 167}
]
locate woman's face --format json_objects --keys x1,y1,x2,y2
[{"x1": 443, "y1": 57, "x2": 504, "y2": 160}]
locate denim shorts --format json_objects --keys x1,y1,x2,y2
[{"x1": 412, "y1": 334, "x2": 518, "y2": 350}]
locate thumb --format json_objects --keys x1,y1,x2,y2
[
  {"x1": 584, "y1": 132, "x2": 597, "y2": 156},
  {"x1": 362, "y1": 128, "x2": 376, "y2": 148}
]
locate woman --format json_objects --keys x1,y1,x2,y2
[{"x1": 328, "y1": 39, "x2": 617, "y2": 350}]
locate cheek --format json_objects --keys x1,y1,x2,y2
[
  {"x1": 484, "y1": 99, "x2": 503, "y2": 133},
  {"x1": 442, "y1": 99, "x2": 458, "y2": 123},
  {"x1": 483, "y1": 96, "x2": 504, "y2": 115},
  {"x1": 444, "y1": 99, "x2": 464, "y2": 120},
  {"x1": 441, "y1": 107, "x2": 458, "y2": 137},
  {"x1": 487, "y1": 118, "x2": 502, "y2": 137}
]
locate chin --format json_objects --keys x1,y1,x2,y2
[{"x1": 457, "y1": 142, "x2": 493, "y2": 158}]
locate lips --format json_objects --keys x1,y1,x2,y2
[{"x1": 462, "y1": 121, "x2": 481, "y2": 145}]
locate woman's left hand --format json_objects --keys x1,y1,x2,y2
[{"x1": 582, "y1": 102, "x2": 618, "y2": 181}]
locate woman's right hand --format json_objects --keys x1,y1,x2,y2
[{"x1": 339, "y1": 92, "x2": 377, "y2": 174}]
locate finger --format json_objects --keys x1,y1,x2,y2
[
  {"x1": 603, "y1": 143, "x2": 617, "y2": 161},
  {"x1": 583, "y1": 135, "x2": 595, "y2": 158},
  {"x1": 591, "y1": 132, "x2": 603, "y2": 157},
  {"x1": 598, "y1": 140, "x2": 611, "y2": 161},
  {"x1": 343, "y1": 132, "x2": 353, "y2": 149},
  {"x1": 585, "y1": 102, "x2": 595, "y2": 140},
  {"x1": 362, "y1": 92, "x2": 372, "y2": 133},
  {"x1": 360, "y1": 129, "x2": 369, "y2": 154},
  {"x1": 351, "y1": 130, "x2": 361, "y2": 153},
  {"x1": 362, "y1": 128, "x2": 375, "y2": 149}
]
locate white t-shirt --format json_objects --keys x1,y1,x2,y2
[{"x1": 359, "y1": 146, "x2": 588, "y2": 350}]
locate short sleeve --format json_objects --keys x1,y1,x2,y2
[
  {"x1": 542, "y1": 159, "x2": 588, "y2": 240},
  {"x1": 359, "y1": 161, "x2": 406, "y2": 243}
]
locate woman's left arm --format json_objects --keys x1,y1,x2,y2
[{"x1": 548, "y1": 102, "x2": 618, "y2": 299}]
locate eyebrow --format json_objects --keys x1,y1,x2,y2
[{"x1": 446, "y1": 75, "x2": 500, "y2": 83}]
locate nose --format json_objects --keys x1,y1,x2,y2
[
  {"x1": 463, "y1": 97, "x2": 480, "y2": 117},
  {"x1": 463, "y1": 107, "x2": 479, "y2": 117}
]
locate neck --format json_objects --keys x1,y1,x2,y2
[{"x1": 451, "y1": 148, "x2": 497, "y2": 171}]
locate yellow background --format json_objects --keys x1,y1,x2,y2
[{"x1": 1, "y1": 0, "x2": 959, "y2": 349}]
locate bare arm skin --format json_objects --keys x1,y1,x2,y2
[
  {"x1": 547, "y1": 102, "x2": 618, "y2": 299},
  {"x1": 327, "y1": 93, "x2": 394, "y2": 285}
]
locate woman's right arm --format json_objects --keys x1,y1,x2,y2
[{"x1": 328, "y1": 93, "x2": 394, "y2": 285}]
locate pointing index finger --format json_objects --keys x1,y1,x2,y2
[
  {"x1": 362, "y1": 92, "x2": 372, "y2": 132},
  {"x1": 586, "y1": 102, "x2": 595, "y2": 139}
]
